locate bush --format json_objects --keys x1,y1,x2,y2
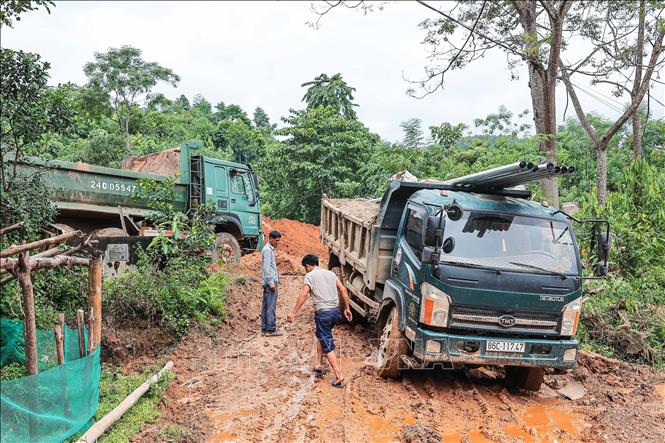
[
  {"x1": 104, "y1": 252, "x2": 229, "y2": 336},
  {"x1": 577, "y1": 159, "x2": 665, "y2": 367}
]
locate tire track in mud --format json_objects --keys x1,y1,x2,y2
[{"x1": 151, "y1": 240, "x2": 665, "y2": 443}]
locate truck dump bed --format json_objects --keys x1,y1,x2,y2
[{"x1": 321, "y1": 197, "x2": 389, "y2": 291}]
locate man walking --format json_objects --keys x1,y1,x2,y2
[
  {"x1": 287, "y1": 254, "x2": 353, "y2": 388},
  {"x1": 261, "y1": 230, "x2": 282, "y2": 336}
]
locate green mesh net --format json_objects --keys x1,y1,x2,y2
[{"x1": 1, "y1": 319, "x2": 101, "y2": 443}]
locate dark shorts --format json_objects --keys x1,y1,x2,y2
[{"x1": 314, "y1": 309, "x2": 342, "y2": 354}]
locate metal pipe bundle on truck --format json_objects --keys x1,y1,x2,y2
[{"x1": 321, "y1": 164, "x2": 610, "y2": 391}]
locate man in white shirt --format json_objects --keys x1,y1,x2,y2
[
  {"x1": 261, "y1": 230, "x2": 282, "y2": 336},
  {"x1": 287, "y1": 254, "x2": 352, "y2": 388}
]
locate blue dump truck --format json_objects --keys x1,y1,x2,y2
[{"x1": 321, "y1": 162, "x2": 610, "y2": 390}]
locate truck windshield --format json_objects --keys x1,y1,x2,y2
[{"x1": 441, "y1": 211, "x2": 578, "y2": 275}]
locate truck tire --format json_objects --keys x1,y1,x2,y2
[
  {"x1": 504, "y1": 366, "x2": 544, "y2": 391},
  {"x1": 213, "y1": 233, "x2": 241, "y2": 264},
  {"x1": 375, "y1": 306, "x2": 408, "y2": 379}
]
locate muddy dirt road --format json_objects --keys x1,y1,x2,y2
[{"x1": 141, "y1": 219, "x2": 665, "y2": 443}]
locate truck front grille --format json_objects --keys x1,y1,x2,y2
[{"x1": 450, "y1": 306, "x2": 559, "y2": 334}]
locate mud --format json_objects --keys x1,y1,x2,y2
[{"x1": 133, "y1": 219, "x2": 665, "y2": 443}]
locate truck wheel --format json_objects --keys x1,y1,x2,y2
[
  {"x1": 375, "y1": 306, "x2": 408, "y2": 378},
  {"x1": 504, "y1": 366, "x2": 544, "y2": 391},
  {"x1": 213, "y1": 233, "x2": 241, "y2": 264}
]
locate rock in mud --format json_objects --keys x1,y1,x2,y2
[{"x1": 400, "y1": 423, "x2": 442, "y2": 443}]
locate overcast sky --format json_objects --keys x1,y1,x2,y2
[{"x1": 3, "y1": 1, "x2": 663, "y2": 142}]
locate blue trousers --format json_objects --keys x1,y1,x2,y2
[
  {"x1": 315, "y1": 309, "x2": 342, "y2": 354},
  {"x1": 261, "y1": 283, "x2": 278, "y2": 332}
]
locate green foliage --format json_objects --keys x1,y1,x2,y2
[
  {"x1": 473, "y1": 106, "x2": 531, "y2": 136},
  {"x1": 0, "y1": 362, "x2": 27, "y2": 381},
  {"x1": 0, "y1": 170, "x2": 57, "y2": 243},
  {"x1": 213, "y1": 119, "x2": 265, "y2": 164},
  {"x1": 253, "y1": 106, "x2": 272, "y2": 130},
  {"x1": 577, "y1": 159, "x2": 665, "y2": 366},
  {"x1": 83, "y1": 45, "x2": 180, "y2": 142},
  {"x1": 301, "y1": 73, "x2": 358, "y2": 119},
  {"x1": 90, "y1": 364, "x2": 172, "y2": 442},
  {"x1": 0, "y1": 49, "x2": 75, "y2": 159},
  {"x1": 0, "y1": 0, "x2": 53, "y2": 27},
  {"x1": 259, "y1": 106, "x2": 380, "y2": 223},
  {"x1": 429, "y1": 122, "x2": 466, "y2": 147},
  {"x1": 132, "y1": 177, "x2": 216, "y2": 255},
  {"x1": 104, "y1": 253, "x2": 229, "y2": 336},
  {"x1": 0, "y1": 266, "x2": 87, "y2": 329},
  {"x1": 400, "y1": 118, "x2": 425, "y2": 149}
]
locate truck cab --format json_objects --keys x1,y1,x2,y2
[{"x1": 383, "y1": 189, "x2": 582, "y2": 388}]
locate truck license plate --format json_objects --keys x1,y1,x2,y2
[{"x1": 486, "y1": 340, "x2": 525, "y2": 353}]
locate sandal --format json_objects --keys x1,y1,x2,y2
[
  {"x1": 330, "y1": 379, "x2": 345, "y2": 389},
  {"x1": 312, "y1": 367, "x2": 326, "y2": 378}
]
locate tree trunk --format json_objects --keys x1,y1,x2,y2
[
  {"x1": 17, "y1": 250, "x2": 38, "y2": 375},
  {"x1": 527, "y1": 67, "x2": 559, "y2": 207},
  {"x1": 596, "y1": 146, "x2": 608, "y2": 204},
  {"x1": 632, "y1": 112, "x2": 642, "y2": 157}
]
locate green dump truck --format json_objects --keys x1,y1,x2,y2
[
  {"x1": 11, "y1": 142, "x2": 262, "y2": 264},
  {"x1": 321, "y1": 162, "x2": 610, "y2": 390}
]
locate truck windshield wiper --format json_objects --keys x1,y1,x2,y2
[
  {"x1": 440, "y1": 260, "x2": 502, "y2": 273},
  {"x1": 508, "y1": 261, "x2": 567, "y2": 278}
]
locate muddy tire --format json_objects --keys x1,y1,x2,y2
[
  {"x1": 504, "y1": 366, "x2": 544, "y2": 391},
  {"x1": 375, "y1": 306, "x2": 409, "y2": 378},
  {"x1": 213, "y1": 233, "x2": 241, "y2": 264}
]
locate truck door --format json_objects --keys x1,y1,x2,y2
[
  {"x1": 228, "y1": 171, "x2": 260, "y2": 237},
  {"x1": 394, "y1": 204, "x2": 426, "y2": 330},
  {"x1": 204, "y1": 163, "x2": 230, "y2": 212}
]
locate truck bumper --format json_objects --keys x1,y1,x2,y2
[{"x1": 412, "y1": 328, "x2": 578, "y2": 369}]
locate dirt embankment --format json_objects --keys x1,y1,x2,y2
[{"x1": 130, "y1": 217, "x2": 665, "y2": 443}]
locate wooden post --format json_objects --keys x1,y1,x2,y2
[
  {"x1": 17, "y1": 249, "x2": 38, "y2": 375},
  {"x1": 87, "y1": 307, "x2": 95, "y2": 355},
  {"x1": 54, "y1": 313, "x2": 65, "y2": 365},
  {"x1": 77, "y1": 309, "x2": 86, "y2": 357},
  {"x1": 88, "y1": 257, "x2": 102, "y2": 349}
]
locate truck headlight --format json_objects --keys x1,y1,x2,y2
[
  {"x1": 420, "y1": 282, "x2": 451, "y2": 327},
  {"x1": 561, "y1": 298, "x2": 582, "y2": 336}
]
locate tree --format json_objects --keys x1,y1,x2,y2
[
  {"x1": 0, "y1": 49, "x2": 75, "y2": 183},
  {"x1": 400, "y1": 118, "x2": 425, "y2": 148},
  {"x1": 253, "y1": 106, "x2": 272, "y2": 129},
  {"x1": 558, "y1": 1, "x2": 665, "y2": 203},
  {"x1": 192, "y1": 94, "x2": 212, "y2": 115},
  {"x1": 429, "y1": 122, "x2": 466, "y2": 147},
  {"x1": 301, "y1": 73, "x2": 359, "y2": 119},
  {"x1": 473, "y1": 106, "x2": 531, "y2": 136},
  {"x1": 214, "y1": 102, "x2": 252, "y2": 126},
  {"x1": 0, "y1": 0, "x2": 53, "y2": 27},
  {"x1": 259, "y1": 107, "x2": 379, "y2": 223},
  {"x1": 212, "y1": 120, "x2": 263, "y2": 165},
  {"x1": 314, "y1": 1, "x2": 586, "y2": 207},
  {"x1": 83, "y1": 46, "x2": 180, "y2": 147}
]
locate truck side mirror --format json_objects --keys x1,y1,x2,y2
[
  {"x1": 442, "y1": 237, "x2": 455, "y2": 254},
  {"x1": 421, "y1": 246, "x2": 438, "y2": 264},
  {"x1": 445, "y1": 204, "x2": 463, "y2": 221},
  {"x1": 424, "y1": 215, "x2": 444, "y2": 247},
  {"x1": 594, "y1": 231, "x2": 611, "y2": 277}
]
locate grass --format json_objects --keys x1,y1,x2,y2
[
  {"x1": 95, "y1": 363, "x2": 173, "y2": 443},
  {"x1": 65, "y1": 362, "x2": 173, "y2": 442}
]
